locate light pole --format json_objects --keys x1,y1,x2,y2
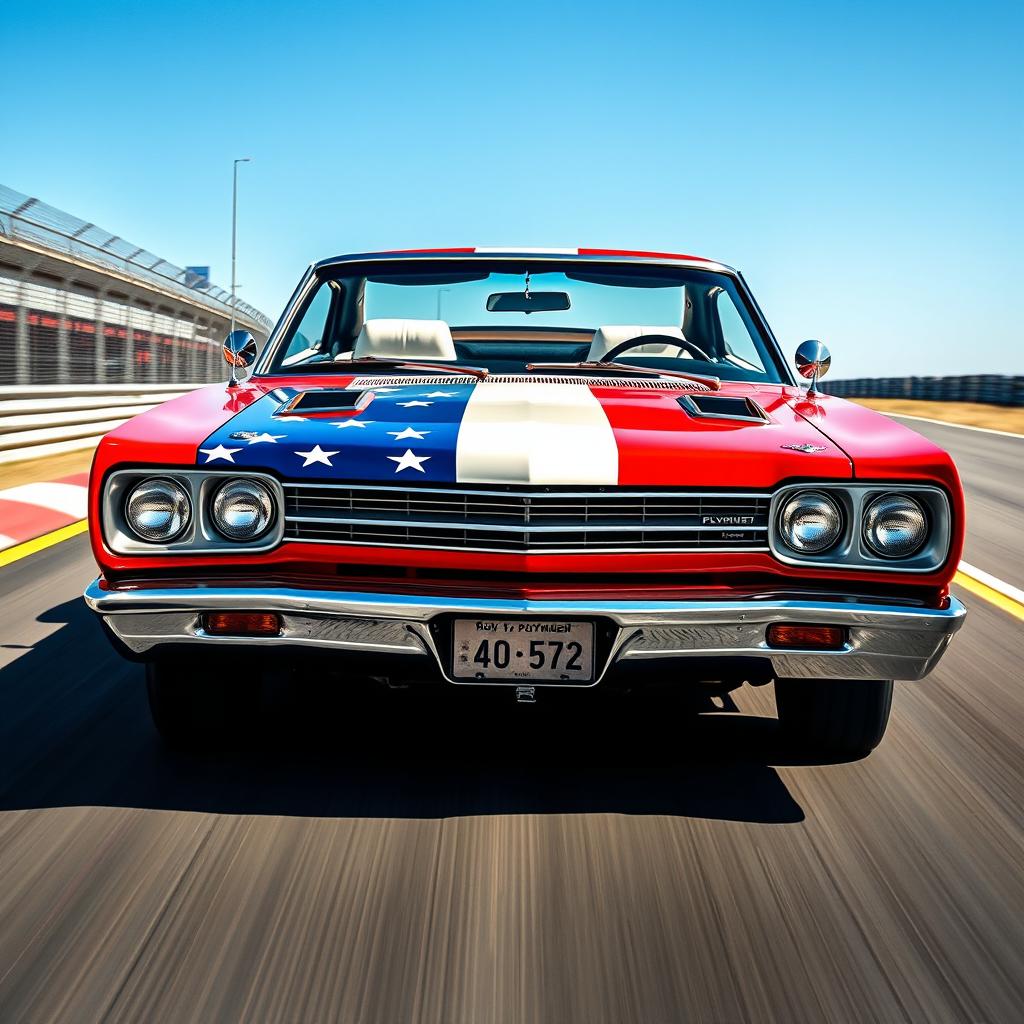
[{"x1": 230, "y1": 157, "x2": 252, "y2": 337}]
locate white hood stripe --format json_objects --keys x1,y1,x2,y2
[{"x1": 455, "y1": 383, "x2": 618, "y2": 484}]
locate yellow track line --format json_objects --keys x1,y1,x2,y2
[
  {"x1": 0, "y1": 520, "x2": 89, "y2": 569},
  {"x1": 1, "y1": 520, "x2": 1023, "y2": 626},
  {"x1": 953, "y1": 569, "x2": 1024, "y2": 623}
]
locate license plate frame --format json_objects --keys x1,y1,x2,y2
[{"x1": 451, "y1": 618, "x2": 597, "y2": 685}]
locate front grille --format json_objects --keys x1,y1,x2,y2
[{"x1": 283, "y1": 484, "x2": 770, "y2": 553}]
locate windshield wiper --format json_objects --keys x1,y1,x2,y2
[
  {"x1": 338, "y1": 357, "x2": 489, "y2": 380},
  {"x1": 525, "y1": 361, "x2": 720, "y2": 391}
]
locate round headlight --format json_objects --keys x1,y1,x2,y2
[
  {"x1": 125, "y1": 478, "x2": 191, "y2": 542},
  {"x1": 863, "y1": 494, "x2": 928, "y2": 558},
  {"x1": 211, "y1": 478, "x2": 275, "y2": 541},
  {"x1": 779, "y1": 490, "x2": 844, "y2": 554}
]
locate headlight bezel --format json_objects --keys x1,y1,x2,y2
[
  {"x1": 103, "y1": 469, "x2": 285, "y2": 555},
  {"x1": 769, "y1": 483, "x2": 951, "y2": 573}
]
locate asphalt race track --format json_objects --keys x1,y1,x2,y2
[{"x1": 0, "y1": 418, "x2": 1022, "y2": 1023}]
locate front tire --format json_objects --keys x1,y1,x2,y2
[
  {"x1": 775, "y1": 677, "x2": 893, "y2": 758},
  {"x1": 146, "y1": 658, "x2": 255, "y2": 748}
]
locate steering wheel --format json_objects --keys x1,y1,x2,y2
[{"x1": 600, "y1": 333, "x2": 715, "y2": 365}]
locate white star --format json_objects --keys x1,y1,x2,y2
[
  {"x1": 397, "y1": 400, "x2": 432, "y2": 408},
  {"x1": 247, "y1": 432, "x2": 286, "y2": 444},
  {"x1": 200, "y1": 444, "x2": 242, "y2": 463},
  {"x1": 388, "y1": 426, "x2": 431, "y2": 441},
  {"x1": 387, "y1": 449, "x2": 431, "y2": 473},
  {"x1": 332, "y1": 419, "x2": 373, "y2": 429},
  {"x1": 295, "y1": 445, "x2": 340, "y2": 467},
  {"x1": 422, "y1": 391, "x2": 457, "y2": 398}
]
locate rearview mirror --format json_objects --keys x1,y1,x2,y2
[
  {"x1": 486, "y1": 291, "x2": 571, "y2": 313},
  {"x1": 223, "y1": 330, "x2": 258, "y2": 386}
]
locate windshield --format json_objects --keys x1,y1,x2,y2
[{"x1": 268, "y1": 260, "x2": 785, "y2": 384}]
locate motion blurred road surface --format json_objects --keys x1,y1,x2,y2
[{"x1": 0, "y1": 417, "x2": 1021, "y2": 1023}]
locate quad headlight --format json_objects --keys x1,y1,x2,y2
[
  {"x1": 863, "y1": 494, "x2": 928, "y2": 558},
  {"x1": 778, "y1": 490, "x2": 844, "y2": 554},
  {"x1": 211, "y1": 478, "x2": 275, "y2": 541},
  {"x1": 125, "y1": 477, "x2": 191, "y2": 542},
  {"x1": 107, "y1": 470, "x2": 282, "y2": 553},
  {"x1": 771, "y1": 484, "x2": 946, "y2": 570}
]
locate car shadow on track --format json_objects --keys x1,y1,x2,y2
[{"x1": 0, "y1": 596, "x2": 810, "y2": 824}]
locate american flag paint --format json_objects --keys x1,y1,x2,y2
[{"x1": 196, "y1": 381, "x2": 621, "y2": 485}]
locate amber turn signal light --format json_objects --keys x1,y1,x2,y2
[
  {"x1": 766, "y1": 623, "x2": 846, "y2": 650},
  {"x1": 204, "y1": 612, "x2": 282, "y2": 636}
]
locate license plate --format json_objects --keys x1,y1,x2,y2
[{"x1": 451, "y1": 619, "x2": 595, "y2": 684}]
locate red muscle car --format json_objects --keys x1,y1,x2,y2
[{"x1": 84, "y1": 248, "x2": 966, "y2": 755}]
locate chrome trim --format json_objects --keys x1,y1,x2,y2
[
  {"x1": 277, "y1": 387, "x2": 374, "y2": 416},
  {"x1": 677, "y1": 394, "x2": 769, "y2": 423},
  {"x1": 346, "y1": 374, "x2": 701, "y2": 389},
  {"x1": 85, "y1": 578, "x2": 966, "y2": 684},
  {"x1": 768, "y1": 483, "x2": 952, "y2": 574},
  {"x1": 285, "y1": 516, "x2": 767, "y2": 534},
  {"x1": 313, "y1": 251, "x2": 738, "y2": 275},
  {"x1": 103, "y1": 469, "x2": 285, "y2": 555},
  {"x1": 283, "y1": 538, "x2": 772, "y2": 555},
  {"x1": 282, "y1": 483, "x2": 773, "y2": 500},
  {"x1": 737, "y1": 270, "x2": 797, "y2": 386},
  {"x1": 253, "y1": 264, "x2": 317, "y2": 375}
]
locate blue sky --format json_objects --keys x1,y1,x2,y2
[{"x1": 2, "y1": 0, "x2": 1021, "y2": 378}]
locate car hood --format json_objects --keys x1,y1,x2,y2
[{"x1": 169, "y1": 376, "x2": 854, "y2": 488}]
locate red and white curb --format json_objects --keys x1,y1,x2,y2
[{"x1": 0, "y1": 473, "x2": 89, "y2": 551}]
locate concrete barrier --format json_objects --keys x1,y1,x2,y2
[
  {"x1": 0, "y1": 383, "x2": 205, "y2": 464},
  {"x1": 823, "y1": 375, "x2": 1024, "y2": 407}
]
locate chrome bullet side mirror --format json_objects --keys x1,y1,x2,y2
[
  {"x1": 794, "y1": 340, "x2": 831, "y2": 397},
  {"x1": 223, "y1": 330, "x2": 258, "y2": 387}
]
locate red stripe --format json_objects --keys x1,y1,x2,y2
[
  {"x1": 591, "y1": 385, "x2": 853, "y2": 487},
  {"x1": 0, "y1": 499, "x2": 78, "y2": 545},
  {"x1": 578, "y1": 248, "x2": 712, "y2": 263}
]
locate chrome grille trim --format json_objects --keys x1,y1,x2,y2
[{"x1": 282, "y1": 483, "x2": 770, "y2": 553}]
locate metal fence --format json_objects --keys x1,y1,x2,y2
[
  {"x1": 0, "y1": 185, "x2": 272, "y2": 386},
  {"x1": 822, "y1": 375, "x2": 1024, "y2": 407}
]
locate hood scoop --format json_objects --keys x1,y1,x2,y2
[
  {"x1": 275, "y1": 388, "x2": 373, "y2": 416},
  {"x1": 678, "y1": 393, "x2": 768, "y2": 423}
]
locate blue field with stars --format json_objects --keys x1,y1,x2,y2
[{"x1": 197, "y1": 384, "x2": 476, "y2": 482}]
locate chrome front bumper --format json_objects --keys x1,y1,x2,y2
[{"x1": 84, "y1": 579, "x2": 966, "y2": 684}]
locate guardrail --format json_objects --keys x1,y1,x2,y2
[
  {"x1": 823, "y1": 375, "x2": 1024, "y2": 407},
  {"x1": 0, "y1": 383, "x2": 204, "y2": 465}
]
